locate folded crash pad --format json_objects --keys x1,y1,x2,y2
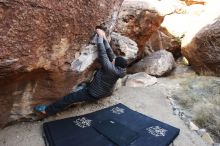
[{"x1": 43, "y1": 103, "x2": 180, "y2": 146}]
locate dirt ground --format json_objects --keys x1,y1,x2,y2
[{"x1": 0, "y1": 85, "x2": 210, "y2": 146}]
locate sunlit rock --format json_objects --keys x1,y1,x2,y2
[
  {"x1": 145, "y1": 30, "x2": 181, "y2": 58},
  {"x1": 110, "y1": 32, "x2": 138, "y2": 63},
  {"x1": 128, "y1": 50, "x2": 175, "y2": 76},
  {"x1": 115, "y1": 0, "x2": 164, "y2": 57}
]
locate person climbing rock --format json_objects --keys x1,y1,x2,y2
[{"x1": 34, "y1": 28, "x2": 128, "y2": 117}]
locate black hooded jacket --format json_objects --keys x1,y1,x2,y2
[{"x1": 88, "y1": 38, "x2": 126, "y2": 98}]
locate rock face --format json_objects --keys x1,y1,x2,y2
[
  {"x1": 125, "y1": 72, "x2": 157, "y2": 87},
  {"x1": 0, "y1": 0, "x2": 122, "y2": 74},
  {"x1": 156, "y1": 0, "x2": 220, "y2": 76},
  {"x1": 128, "y1": 50, "x2": 175, "y2": 76},
  {"x1": 71, "y1": 45, "x2": 98, "y2": 73},
  {"x1": 181, "y1": 0, "x2": 220, "y2": 76},
  {"x1": 0, "y1": 0, "x2": 123, "y2": 127},
  {"x1": 115, "y1": 0, "x2": 164, "y2": 57},
  {"x1": 182, "y1": 18, "x2": 220, "y2": 76},
  {"x1": 145, "y1": 29, "x2": 181, "y2": 58},
  {"x1": 110, "y1": 32, "x2": 138, "y2": 63}
]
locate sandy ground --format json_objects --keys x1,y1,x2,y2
[{"x1": 0, "y1": 85, "x2": 210, "y2": 146}]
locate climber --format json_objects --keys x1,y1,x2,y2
[{"x1": 34, "y1": 28, "x2": 128, "y2": 116}]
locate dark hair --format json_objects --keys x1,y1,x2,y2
[
  {"x1": 95, "y1": 25, "x2": 107, "y2": 31},
  {"x1": 115, "y1": 57, "x2": 128, "y2": 68}
]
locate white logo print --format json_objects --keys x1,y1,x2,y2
[
  {"x1": 111, "y1": 107, "x2": 125, "y2": 114},
  {"x1": 74, "y1": 117, "x2": 92, "y2": 128},
  {"x1": 146, "y1": 126, "x2": 167, "y2": 137}
]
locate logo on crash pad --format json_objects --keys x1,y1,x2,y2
[
  {"x1": 111, "y1": 107, "x2": 125, "y2": 115},
  {"x1": 146, "y1": 126, "x2": 167, "y2": 137},
  {"x1": 74, "y1": 117, "x2": 92, "y2": 128}
]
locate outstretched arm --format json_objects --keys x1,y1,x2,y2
[
  {"x1": 96, "y1": 29, "x2": 115, "y2": 72},
  {"x1": 103, "y1": 39, "x2": 116, "y2": 62}
]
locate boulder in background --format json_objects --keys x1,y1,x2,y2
[
  {"x1": 182, "y1": 18, "x2": 220, "y2": 76},
  {"x1": 128, "y1": 50, "x2": 176, "y2": 76},
  {"x1": 115, "y1": 0, "x2": 164, "y2": 58},
  {"x1": 110, "y1": 32, "x2": 138, "y2": 63},
  {"x1": 145, "y1": 29, "x2": 181, "y2": 59}
]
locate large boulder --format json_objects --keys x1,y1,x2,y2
[
  {"x1": 182, "y1": 18, "x2": 220, "y2": 76},
  {"x1": 110, "y1": 32, "x2": 138, "y2": 63},
  {"x1": 156, "y1": 0, "x2": 220, "y2": 76},
  {"x1": 0, "y1": 0, "x2": 123, "y2": 127},
  {"x1": 128, "y1": 50, "x2": 175, "y2": 76},
  {"x1": 115, "y1": 0, "x2": 164, "y2": 57},
  {"x1": 145, "y1": 29, "x2": 181, "y2": 59},
  {"x1": 181, "y1": 0, "x2": 220, "y2": 76}
]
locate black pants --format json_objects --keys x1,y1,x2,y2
[{"x1": 45, "y1": 88, "x2": 97, "y2": 116}]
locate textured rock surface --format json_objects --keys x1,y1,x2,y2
[
  {"x1": 110, "y1": 32, "x2": 138, "y2": 63},
  {"x1": 0, "y1": 0, "x2": 122, "y2": 74},
  {"x1": 115, "y1": 0, "x2": 164, "y2": 57},
  {"x1": 145, "y1": 29, "x2": 181, "y2": 58},
  {"x1": 182, "y1": 18, "x2": 220, "y2": 76},
  {"x1": 128, "y1": 50, "x2": 175, "y2": 76},
  {"x1": 156, "y1": 0, "x2": 220, "y2": 76},
  {"x1": 160, "y1": 0, "x2": 218, "y2": 39},
  {"x1": 0, "y1": 0, "x2": 123, "y2": 127},
  {"x1": 125, "y1": 72, "x2": 157, "y2": 87},
  {"x1": 71, "y1": 45, "x2": 98, "y2": 73},
  {"x1": 181, "y1": 0, "x2": 220, "y2": 76}
]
